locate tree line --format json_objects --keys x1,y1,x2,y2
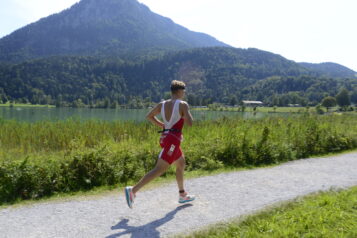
[{"x1": 0, "y1": 48, "x2": 356, "y2": 108}]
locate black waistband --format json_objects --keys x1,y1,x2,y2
[{"x1": 158, "y1": 128, "x2": 181, "y2": 133}]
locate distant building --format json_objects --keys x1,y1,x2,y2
[{"x1": 242, "y1": 100, "x2": 264, "y2": 107}]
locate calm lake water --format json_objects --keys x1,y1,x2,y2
[{"x1": 0, "y1": 107, "x2": 289, "y2": 123}]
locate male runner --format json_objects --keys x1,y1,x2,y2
[{"x1": 124, "y1": 80, "x2": 195, "y2": 208}]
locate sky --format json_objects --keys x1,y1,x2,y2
[{"x1": 0, "y1": 0, "x2": 356, "y2": 71}]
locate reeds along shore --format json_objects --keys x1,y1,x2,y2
[{"x1": 0, "y1": 114, "x2": 356, "y2": 204}]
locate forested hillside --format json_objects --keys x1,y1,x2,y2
[
  {"x1": 1, "y1": 47, "x2": 356, "y2": 107},
  {"x1": 0, "y1": 0, "x2": 227, "y2": 63},
  {"x1": 299, "y1": 62, "x2": 356, "y2": 78}
]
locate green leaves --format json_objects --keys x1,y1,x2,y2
[
  {"x1": 2, "y1": 47, "x2": 356, "y2": 108},
  {"x1": 1, "y1": 114, "x2": 357, "y2": 204},
  {"x1": 188, "y1": 187, "x2": 357, "y2": 237}
]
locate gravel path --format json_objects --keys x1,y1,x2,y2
[{"x1": 1, "y1": 152, "x2": 357, "y2": 238}]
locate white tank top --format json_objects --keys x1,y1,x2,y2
[{"x1": 161, "y1": 100, "x2": 181, "y2": 129}]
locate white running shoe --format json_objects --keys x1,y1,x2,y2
[
  {"x1": 124, "y1": 186, "x2": 135, "y2": 209},
  {"x1": 179, "y1": 192, "x2": 195, "y2": 203}
]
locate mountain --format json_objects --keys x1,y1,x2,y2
[
  {"x1": 299, "y1": 62, "x2": 357, "y2": 78},
  {"x1": 0, "y1": 0, "x2": 356, "y2": 107},
  {"x1": 0, "y1": 0, "x2": 228, "y2": 63},
  {"x1": 1, "y1": 47, "x2": 356, "y2": 107}
]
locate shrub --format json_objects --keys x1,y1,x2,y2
[{"x1": 1, "y1": 114, "x2": 357, "y2": 204}]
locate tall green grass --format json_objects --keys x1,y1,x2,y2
[
  {"x1": 0, "y1": 114, "x2": 357, "y2": 204},
  {"x1": 185, "y1": 186, "x2": 357, "y2": 238}
]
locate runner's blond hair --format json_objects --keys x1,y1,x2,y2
[{"x1": 170, "y1": 80, "x2": 186, "y2": 93}]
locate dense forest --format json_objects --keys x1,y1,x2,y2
[
  {"x1": 299, "y1": 62, "x2": 356, "y2": 78},
  {"x1": 1, "y1": 47, "x2": 356, "y2": 108}
]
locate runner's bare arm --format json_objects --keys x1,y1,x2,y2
[
  {"x1": 181, "y1": 102, "x2": 193, "y2": 126},
  {"x1": 146, "y1": 103, "x2": 164, "y2": 128}
]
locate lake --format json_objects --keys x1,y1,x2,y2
[{"x1": 0, "y1": 106, "x2": 289, "y2": 123}]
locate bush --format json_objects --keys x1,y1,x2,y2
[{"x1": 1, "y1": 114, "x2": 357, "y2": 204}]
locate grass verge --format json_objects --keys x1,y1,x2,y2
[
  {"x1": 0, "y1": 165, "x2": 246, "y2": 209},
  {"x1": 184, "y1": 186, "x2": 357, "y2": 238},
  {"x1": 2, "y1": 148, "x2": 356, "y2": 210},
  {"x1": 0, "y1": 103, "x2": 55, "y2": 108},
  {"x1": 1, "y1": 114, "x2": 357, "y2": 205}
]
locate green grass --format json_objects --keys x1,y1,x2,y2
[
  {"x1": 184, "y1": 186, "x2": 357, "y2": 238},
  {"x1": 1, "y1": 114, "x2": 357, "y2": 205},
  {"x1": 2, "y1": 148, "x2": 356, "y2": 209},
  {"x1": 0, "y1": 102, "x2": 55, "y2": 108},
  {"x1": 0, "y1": 165, "x2": 247, "y2": 209}
]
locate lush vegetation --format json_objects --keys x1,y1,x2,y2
[
  {"x1": 185, "y1": 186, "x2": 357, "y2": 238},
  {"x1": 1, "y1": 48, "x2": 356, "y2": 108},
  {"x1": 300, "y1": 62, "x2": 356, "y2": 78},
  {"x1": 1, "y1": 114, "x2": 357, "y2": 204},
  {"x1": 0, "y1": 102, "x2": 55, "y2": 108},
  {"x1": 243, "y1": 76, "x2": 357, "y2": 107}
]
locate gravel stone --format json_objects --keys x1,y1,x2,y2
[{"x1": 0, "y1": 152, "x2": 356, "y2": 238}]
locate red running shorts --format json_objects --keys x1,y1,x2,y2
[{"x1": 159, "y1": 133, "x2": 183, "y2": 164}]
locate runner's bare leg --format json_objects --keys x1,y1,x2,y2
[
  {"x1": 174, "y1": 156, "x2": 185, "y2": 192},
  {"x1": 132, "y1": 158, "x2": 170, "y2": 194}
]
